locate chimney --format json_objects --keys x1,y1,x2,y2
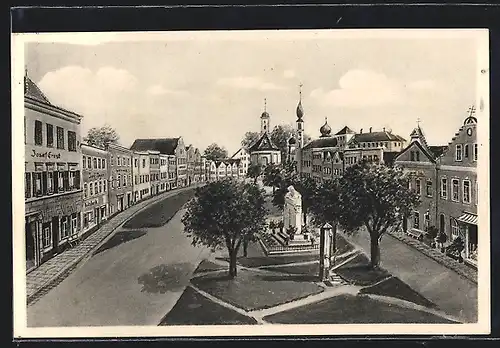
[
  {"x1": 369, "y1": 127, "x2": 372, "y2": 133},
  {"x1": 383, "y1": 127, "x2": 386, "y2": 132},
  {"x1": 360, "y1": 128, "x2": 363, "y2": 134}
]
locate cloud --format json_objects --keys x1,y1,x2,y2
[
  {"x1": 146, "y1": 84, "x2": 188, "y2": 97},
  {"x1": 283, "y1": 69, "x2": 295, "y2": 79},
  {"x1": 407, "y1": 79, "x2": 438, "y2": 91},
  {"x1": 216, "y1": 76, "x2": 286, "y2": 91}
]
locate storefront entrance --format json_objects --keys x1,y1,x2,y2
[
  {"x1": 118, "y1": 197, "x2": 124, "y2": 211},
  {"x1": 25, "y1": 220, "x2": 36, "y2": 271},
  {"x1": 467, "y1": 224, "x2": 478, "y2": 261},
  {"x1": 52, "y1": 216, "x2": 60, "y2": 254}
]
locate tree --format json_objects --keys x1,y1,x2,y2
[
  {"x1": 182, "y1": 178, "x2": 268, "y2": 278},
  {"x1": 336, "y1": 161, "x2": 420, "y2": 269},
  {"x1": 270, "y1": 124, "x2": 311, "y2": 160},
  {"x1": 241, "y1": 131, "x2": 260, "y2": 149},
  {"x1": 262, "y1": 163, "x2": 282, "y2": 193},
  {"x1": 309, "y1": 178, "x2": 343, "y2": 237},
  {"x1": 247, "y1": 163, "x2": 262, "y2": 184},
  {"x1": 84, "y1": 124, "x2": 119, "y2": 148},
  {"x1": 204, "y1": 143, "x2": 228, "y2": 161}
]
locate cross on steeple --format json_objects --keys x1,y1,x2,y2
[
  {"x1": 299, "y1": 82, "x2": 303, "y2": 101},
  {"x1": 417, "y1": 117, "x2": 421, "y2": 127},
  {"x1": 264, "y1": 98, "x2": 267, "y2": 112},
  {"x1": 468, "y1": 105, "x2": 476, "y2": 117}
]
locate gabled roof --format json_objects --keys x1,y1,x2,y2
[
  {"x1": 353, "y1": 131, "x2": 406, "y2": 143},
  {"x1": 335, "y1": 126, "x2": 356, "y2": 135},
  {"x1": 249, "y1": 132, "x2": 279, "y2": 152},
  {"x1": 428, "y1": 145, "x2": 448, "y2": 158},
  {"x1": 303, "y1": 137, "x2": 338, "y2": 150},
  {"x1": 25, "y1": 76, "x2": 51, "y2": 104},
  {"x1": 130, "y1": 138, "x2": 180, "y2": 155},
  {"x1": 230, "y1": 147, "x2": 247, "y2": 159},
  {"x1": 395, "y1": 140, "x2": 438, "y2": 164}
]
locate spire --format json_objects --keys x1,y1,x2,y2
[
  {"x1": 264, "y1": 98, "x2": 267, "y2": 113},
  {"x1": 296, "y1": 82, "x2": 304, "y2": 121}
]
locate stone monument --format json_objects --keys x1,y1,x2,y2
[{"x1": 283, "y1": 185, "x2": 309, "y2": 245}]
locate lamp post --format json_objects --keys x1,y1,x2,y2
[{"x1": 319, "y1": 222, "x2": 333, "y2": 281}]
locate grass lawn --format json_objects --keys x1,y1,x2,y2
[
  {"x1": 93, "y1": 230, "x2": 147, "y2": 256},
  {"x1": 261, "y1": 262, "x2": 319, "y2": 276},
  {"x1": 122, "y1": 189, "x2": 195, "y2": 229},
  {"x1": 335, "y1": 233, "x2": 355, "y2": 255},
  {"x1": 359, "y1": 276, "x2": 437, "y2": 309},
  {"x1": 159, "y1": 286, "x2": 257, "y2": 325},
  {"x1": 263, "y1": 294, "x2": 458, "y2": 324},
  {"x1": 194, "y1": 260, "x2": 227, "y2": 274},
  {"x1": 217, "y1": 253, "x2": 320, "y2": 268},
  {"x1": 333, "y1": 250, "x2": 360, "y2": 267},
  {"x1": 334, "y1": 253, "x2": 391, "y2": 286},
  {"x1": 191, "y1": 269, "x2": 324, "y2": 311}
]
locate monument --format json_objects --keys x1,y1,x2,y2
[{"x1": 283, "y1": 185, "x2": 309, "y2": 245}]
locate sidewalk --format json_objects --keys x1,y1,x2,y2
[
  {"x1": 387, "y1": 231, "x2": 477, "y2": 284},
  {"x1": 26, "y1": 186, "x2": 198, "y2": 305}
]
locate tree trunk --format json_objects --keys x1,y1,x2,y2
[
  {"x1": 229, "y1": 249, "x2": 238, "y2": 278},
  {"x1": 243, "y1": 239, "x2": 249, "y2": 257},
  {"x1": 370, "y1": 236, "x2": 381, "y2": 269},
  {"x1": 272, "y1": 186, "x2": 275, "y2": 194}
]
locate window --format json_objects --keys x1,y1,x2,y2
[
  {"x1": 47, "y1": 172, "x2": 53, "y2": 193},
  {"x1": 118, "y1": 175, "x2": 121, "y2": 187},
  {"x1": 83, "y1": 156, "x2": 86, "y2": 169},
  {"x1": 452, "y1": 179, "x2": 459, "y2": 202},
  {"x1": 103, "y1": 159, "x2": 106, "y2": 169},
  {"x1": 34, "y1": 172, "x2": 42, "y2": 196},
  {"x1": 58, "y1": 172, "x2": 64, "y2": 191},
  {"x1": 424, "y1": 212, "x2": 430, "y2": 231},
  {"x1": 413, "y1": 212, "x2": 420, "y2": 229},
  {"x1": 440, "y1": 177, "x2": 447, "y2": 199},
  {"x1": 68, "y1": 131, "x2": 77, "y2": 151},
  {"x1": 46, "y1": 124, "x2": 54, "y2": 147},
  {"x1": 42, "y1": 225, "x2": 51, "y2": 248},
  {"x1": 87, "y1": 157, "x2": 91, "y2": 168},
  {"x1": 123, "y1": 176, "x2": 127, "y2": 186},
  {"x1": 99, "y1": 180, "x2": 102, "y2": 193},
  {"x1": 84, "y1": 183, "x2": 88, "y2": 198},
  {"x1": 142, "y1": 159, "x2": 146, "y2": 167},
  {"x1": 56, "y1": 127, "x2": 64, "y2": 149},
  {"x1": 474, "y1": 144, "x2": 478, "y2": 161},
  {"x1": 410, "y1": 152, "x2": 415, "y2": 161},
  {"x1": 451, "y1": 219, "x2": 460, "y2": 240},
  {"x1": 455, "y1": 144, "x2": 463, "y2": 161},
  {"x1": 134, "y1": 159, "x2": 138, "y2": 167},
  {"x1": 464, "y1": 144, "x2": 469, "y2": 159},
  {"x1": 25, "y1": 173, "x2": 32, "y2": 198},
  {"x1": 426, "y1": 179, "x2": 433, "y2": 197},
  {"x1": 61, "y1": 217, "x2": 69, "y2": 239},
  {"x1": 415, "y1": 178, "x2": 421, "y2": 196},
  {"x1": 69, "y1": 171, "x2": 75, "y2": 189},
  {"x1": 103, "y1": 180, "x2": 106, "y2": 192},
  {"x1": 416, "y1": 152, "x2": 420, "y2": 161},
  {"x1": 71, "y1": 215, "x2": 78, "y2": 235},
  {"x1": 34, "y1": 120, "x2": 43, "y2": 145},
  {"x1": 463, "y1": 180, "x2": 471, "y2": 204},
  {"x1": 93, "y1": 158, "x2": 97, "y2": 169}
]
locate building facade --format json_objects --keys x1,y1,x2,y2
[
  {"x1": 81, "y1": 144, "x2": 109, "y2": 237},
  {"x1": 193, "y1": 148, "x2": 203, "y2": 183},
  {"x1": 106, "y1": 143, "x2": 133, "y2": 215},
  {"x1": 230, "y1": 147, "x2": 250, "y2": 176},
  {"x1": 24, "y1": 75, "x2": 83, "y2": 272},
  {"x1": 159, "y1": 153, "x2": 169, "y2": 193},
  {"x1": 133, "y1": 151, "x2": 151, "y2": 201},
  {"x1": 186, "y1": 145, "x2": 195, "y2": 186},
  {"x1": 148, "y1": 150, "x2": 160, "y2": 196},
  {"x1": 249, "y1": 100, "x2": 281, "y2": 167}
]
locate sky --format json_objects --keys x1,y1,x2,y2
[{"x1": 25, "y1": 30, "x2": 482, "y2": 155}]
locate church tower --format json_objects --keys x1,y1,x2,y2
[
  {"x1": 260, "y1": 98, "x2": 270, "y2": 134},
  {"x1": 296, "y1": 84, "x2": 305, "y2": 148}
]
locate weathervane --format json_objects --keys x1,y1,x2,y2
[{"x1": 468, "y1": 105, "x2": 476, "y2": 117}]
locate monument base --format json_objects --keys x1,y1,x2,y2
[{"x1": 288, "y1": 233, "x2": 311, "y2": 246}]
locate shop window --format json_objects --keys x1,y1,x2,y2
[
  {"x1": 42, "y1": 225, "x2": 51, "y2": 248},
  {"x1": 451, "y1": 219, "x2": 460, "y2": 240},
  {"x1": 56, "y1": 127, "x2": 64, "y2": 149},
  {"x1": 25, "y1": 173, "x2": 32, "y2": 199},
  {"x1": 426, "y1": 179, "x2": 433, "y2": 197},
  {"x1": 34, "y1": 120, "x2": 43, "y2": 145},
  {"x1": 46, "y1": 124, "x2": 54, "y2": 148},
  {"x1": 440, "y1": 177, "x2": 447, "y2": 199},
  {"x1": 68, "y1": 131, "x2": 77, "y2": 152},
  {"x1": 452, "y1": 179, "x2": 459, "y2": 202},
  {"x1": 413, "y1": 212, "x2": 420, "y2": 229},
  {"x1": 87, "y1": 157, "x2": 91, "y2": 169},
  {"x1": 463, "y1": 180, "x2": 471, "y2": 204},
  {"x1": 455, "y1": 144, "x2": 463, "y2": 161}
]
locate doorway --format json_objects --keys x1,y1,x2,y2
[
  {"x1": 25, "y1": 220, "x2": 36, "y2": 271},
  {"x1": 118, "y1": 197, "x2": 123, "y2": 211},
  {"x1": 52, "y1": 216, "x2": 59, "y2": 254},
  {"x1": 439, "y1": 214, "x2": 445, "y2": 234}
]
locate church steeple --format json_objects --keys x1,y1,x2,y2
[
  {"x1": 296, "y1": 83, "x2": 305, "y2": 148},
  {"x1": 260, "y1": 98, "x2": 270, "y2": 134}
]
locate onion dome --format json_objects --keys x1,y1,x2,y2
[
  {"x1": 319, "y1": 118, "x2": 332, "y2": 137},
  {"x1": 296, "y1": 100, "x2": 304, "y2": 121},
  {"x1": 288, "y1": 137, "x2": 297, "y2": 146},
  {"x1": 261, "y1": 111, "x2": 270, "y2": 119}
]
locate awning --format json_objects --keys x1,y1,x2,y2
[{"x1": 457, "y1": 212, "x2": 478, "y2": 225}]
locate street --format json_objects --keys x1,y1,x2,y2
[
  {"x1": 345, "y1": 230, "x2": 478, "y2": 323},
  {"x1": 27, "y1": 204, "x2": 211, "y2": 327}
]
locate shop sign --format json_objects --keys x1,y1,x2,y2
[
  {"x1": 31, "y1": 149, "x2": 62, "y2": 160},
  {"x1": 84, "y1": 198, "x2": 99, "y2": 207}
]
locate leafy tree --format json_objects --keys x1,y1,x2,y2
[
  {"x1": 247, "y1": 163, "x2": 262, "y2": 184},
  {"x1": 181, "y1": 178, "x2": 267, "y2": 278},
  {"x1": 336, "y1": 161, "x2": 420, "y2": 269},
  {"x1": 309, "y1": 178, "x2": 343, "y2": 236},
  {"x1": 241, "y1": 131, "x2": 260, "y2": 149},
  {"x1": 84, "y1": 124, "x2": 119, "y2": 148},
  {"x1": 204, "y1": 143, "x2": 228, "y2": 161},
  {"x1": 270, "y1": 124, "x2": 311, "y2": 160},
  {"x1": 262, "y1": 163, "x2": 282, "y2": 193}
]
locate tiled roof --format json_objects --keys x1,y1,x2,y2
[
  {"x1": 335, "y1": 126, "x2": 356, "y2": 135},
  {"x1": 249, "y1": 133, "x2": 279, "y2": 152},
  {"x1": 130, "y1": 138, "x2": 180, "y2": 155},
  {"x1": 353, "y1": 131, "x2": 406, "y2": 143},
  {"x1": 24, "y1": 76, "x2": 51, "y2": 104},
  {"x1": 303, "y1": 137, "x2": 338, "y2": 150},
  {"x1": 428, "y1": 145, "x2": 448, "y2": 158}
]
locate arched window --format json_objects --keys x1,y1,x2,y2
[
  {"x1": 83, "y1": 183, "x2": 87, "y2": 198},
  {"x1": 451, "y1": 218, "x2": 460, "y2": 240}
]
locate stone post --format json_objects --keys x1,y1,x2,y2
[{"x1": 319, "y1": 222, "x2": 332, "y2": 281}]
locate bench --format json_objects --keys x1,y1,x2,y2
[{"x1": 407, "y1": 229, "x2": 424, "y2": 241}]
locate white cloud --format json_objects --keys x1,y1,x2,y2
[
  {"x1": 407, "y1": 79, "x2": 438, "y2": 91},
  {"x1": 146, "y1": 84, "x2": 188, "y2": 97},
  {"x1": 216, "y1": 76, "x2": 286, "y2": 91},
  {"x1": 283, "y1": 69, "x2": 295, "y2": 79}
]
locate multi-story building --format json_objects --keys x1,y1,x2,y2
[
  {"x1": 148, "y1": 150, "x2": 160, "y2": 196},
  {"x1": 167, "y1": 155, "x2": 177, "y2": 190},
  {"x1": 133, "y1": 151, "x2": 151, "y2": 201},
  {"x1": 131, "y1": 151, "x2": 140, "y2": 203},
  {"x1": 130, "y1": 137, "x2": 188, "y2": 188},
  {"x1": 395, "y1": 108, "x2": 478, "y2": 267},
  {"x1": 193, "y1": 148, "x2": 203, "y2": 183},
  {"x1": 207, "y1": 159, "x2": 217, "y2": 182},
  {"x1": 81, "y1": 143, "x2": 109, "y2": 237},
  {"x1": 230, "y1": 147, "x2": 250, "y2": 176},
  {"x1": 24, "y1": 74, "x2": 83, "y2": 272},
  {"x1": 200, "y1": 156, "x2": 207, "y2": 183},
  {"x1": 159, "y1": 153, "x2": 169, "y2": 193},
  {"x1": 106, "y1": 143, "x2": 133, "y2": 215},
  {"x1": 186, "y1": 145, "x2": 196, "y2": 186}
]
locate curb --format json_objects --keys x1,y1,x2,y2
[
  {"x1": 387, "y1": 232, "x2": 477, "y2": 285},
  {"x1": 27, "y1": 187, "x2": 195, "y2": 306}
]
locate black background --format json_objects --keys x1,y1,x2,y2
[{"x1": 8, "y1": 2, "x2": 500, "y2": 347}]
